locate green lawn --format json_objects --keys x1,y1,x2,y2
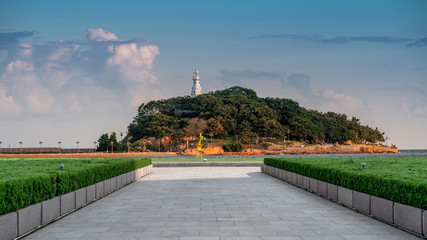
[
  {"x1": 0, "y1": 158, "x2": 127, "y2": 181},
  {"x1": 151, "y1": 157, "x2": 264, "y2": 162}
]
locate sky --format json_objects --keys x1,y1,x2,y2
[{"x1": 0, "y1": 0, "x2": 426, "y2": 149}]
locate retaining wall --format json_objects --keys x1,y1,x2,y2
[
  {"x1": 261, "y1": 164, "x2": 426, "y2": 239},
  {"x1": 0, "y1": 165, "x2": 152, "y2": 240}
]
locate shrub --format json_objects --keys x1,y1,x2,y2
[
  {"x1": 145, "y1": 142, "x2": 159, "y2": 152},
  {"x1": 222, "y1": 143, "x2": 243, "y2": 152},
  {"x1": 0, "y1": 158, "x2": 151, "y2": 214},
  {"x1": 264, "y1": 158, "x2": 427, "y2": 210}
]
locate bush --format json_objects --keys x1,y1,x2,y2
[
  {"x1": 222, "y1": 143, "x2": 244, "y2": 152},
  {"x1": 264, "y1": 158, "x2": 427, "y2": 210},
  {"x1": 0, "y1": 158, "x2": 151, "y2": 214},
  {"x1": 145, "y1": 142, "x2": 159, "y2": 152}
]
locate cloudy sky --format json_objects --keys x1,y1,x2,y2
[{"x1": 1, "y1": 0, "x2": 426, "y2": 149}]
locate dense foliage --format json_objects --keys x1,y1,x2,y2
[
  {"x1": 264, "y1": 158, "x2": 427, "y2": 210},
  {"x1": 127, "y1": 86, "x2": 385, "y2": 145},
  {"x1": 0, "y1": 158, "x2": 151, "y2": 214}
]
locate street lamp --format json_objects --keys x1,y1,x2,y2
[
  {"x1": 19, "y1": 141, "x2": 23, "y2": 154},
  {"x1": 58, "y1": 141, "x2": 61, "y2": 154},
  {"x1": 0, "y1": 141, "x2": 2, "y2": 154},
  {"x1": 110, "y1": 141, "x2": 114, "y2": 153},
  {"x1": 39, "y1": 141, "x2": 43, "y2": 154},
  {"x1": 76, "y1": 141, "x2": 79, "y2": 153},
  {"x1": 94, "y1": 141, "x2": 97, "y2": 153},
  {"x1": 287, "y1": 129, "x2": 291, "y2": 141},
  {"x1": 127, "y1": 142, "x2": 130, "y2": 153}
]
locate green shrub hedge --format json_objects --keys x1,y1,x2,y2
[
  {"x1": 0, "y1": 158, "x2": 151, "y2": 214},
  {"x1": 222, "y1": 143, "x2": 243, "y2": 152},
  {"x1": 264, "y1": 158, "x2": 427, "y2": 210}
]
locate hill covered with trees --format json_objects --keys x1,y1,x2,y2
[{"x1": 123, "y1": 86, "x2": 384, "y2": 150}]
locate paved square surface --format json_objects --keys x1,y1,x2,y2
[{"x1": 24, "y1": 167, "x2": 419, "y2": 240}]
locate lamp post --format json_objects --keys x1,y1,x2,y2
[
  {"x1": 120, "y1": 132, "x2": 123, "y2": 141},
  {"x1": 287, "y1": 129, "x2": 291, "y2": 141},
  {"x1": 110, "y1": 141, "x2": 114, "y2": 153},
  {"x1": 58, "y1": 141, "x2": 61, "y2": 154},
  {"x1": 39, "y1": 141, "x2": 43, "y2": 154},
  {"x1": 19, "y1": 141, "x2": 23, "y2": 154},
  {"x1": 76, "y1": 141, "x2": 79, "y2": 153},
  {"x1": 0, "y1": 141, "x2": 2, "y2": 154},
  {"x1": 94, "y1": 141, "x2": 97, "y2": 153},
  {"x1": 127, "y1": 142, "x2": 130, "y2": 153}
]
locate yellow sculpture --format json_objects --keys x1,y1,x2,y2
[{"x1": 196, "y1": 133, "x2": 203, "y2": 158}]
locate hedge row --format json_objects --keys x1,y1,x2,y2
[
  {"x1": 0, "y1": 158, "x2": 151, "y2": 215},
  {"x1": 264, "y1": 158, "x2": 427, "y2": 210}
]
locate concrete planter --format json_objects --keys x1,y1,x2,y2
[
  {"x1": 60, "y1": 191, "x2": 75, "y2": 215},
  {"x1": 126, "y1": 172, "x2": 131, "y2": 184},
  {"x1": 394, "y1": 203, "x2": 422, "y2": 234},
  {"x1": 302, "y1": 176, "x2": 310, "y2": 190},
  {"x1": 282, "y1": 170, "x2": 288, "y2": 181},
  {"x1": 117, "y1": 175, "x2": 122, "y2": 189},
  {"x1": 41, "y1": 197, "x2": 60, "y2": 225},
  {"x1": 338, "y1": 186, "x2": 353, "y2": 208},
  {"x1": 75, "y1": 188, "x2": 87, "y2": 209},
  {"x1": 0, "y1": 212, "x2": 17, "y2": 240},
  {"x1": 86, "y1": 184, "x2": 96, "y2": 203},
  {"x1": 424, "y1": 211, "x2": 427, "y2": 237},
  {"x1": 286, "y1": 170, "x2": 292, "y2": 183},
  {"x1": 353, "y1": 191, "x2": 370, "y2": 215},
  {"x1": 111, "y1": 176, "x2": 117, "y2": 191},
  {"x1": 371, "y1": 196, "x2": 393, "y2": 224},
  {"x1": 327, "y1": 183, "x2": 338, "y2": 202},
  {"x1": 291, "y1": 172, "x2": 297, "y2": 185},
  {"x1": 96, "y1": 182, "x2": 104, "y2": 199},
  {"x1": 121, "y1": 174, "x2": 127, "y2": 186},
  {"x1": 309, "y1": 178, "x2": 318, "y2": 193},
  {"x1": 296, "y1": 174, "x2": 303, "y2": 188},
  {"x1": 318, "y1": 181, "x2": 328, "y2": 197},
  {"x1": 18, "y1": 203, "x2": 41, "y2": 236},
  {"x1": 103, "y1": 179, "x2": 111, "y2": 195},
  {"x1": 130, "y1": 170, "x2": 135, "y2": 182}
]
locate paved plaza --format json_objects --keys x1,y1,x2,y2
[{"x1": 24, "y1": 167, "x2": 419, "y2": 240}]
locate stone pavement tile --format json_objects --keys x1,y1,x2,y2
[
  {"x1": 301, "y1": 236, "x2": 344, "y2": 240},
  {"x1": 220, "y1": 237, "x2": 262, "y2": 240},
  {"x1": 260, "y1": 236, "x2": 303, "y2": 240},
  {"x1": 180, "y1": 237, "x2": 220, "y2": 240},
  {"x1": 339, "y1": 234, "x2": 419, "y2": 240}
]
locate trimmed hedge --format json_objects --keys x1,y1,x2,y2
[
  {"x1": 264, "y1": 158, "x2": 427, "y2": 210},
  {"x1": 0, "y1": 158, "x2": 151, "y2": 214}
]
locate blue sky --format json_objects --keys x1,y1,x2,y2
[{"x1": 1, "y1": 0, "x2": 426, "y2": 149}]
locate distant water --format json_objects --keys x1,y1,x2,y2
[{"x1": 152, "y1": 149, "x2": 427, "y2": 159}]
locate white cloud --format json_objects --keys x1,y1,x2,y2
[
  {"x1": 0, "y1": 28, "x2": 160, "y2": 118},
  {"x1": 7, "y1": 60, "x2": 34, "y2": 73},
  {"x1": 106, "y1": 43, "x2": 159, "y2": 82},
  {"x1": 86, "y1": 28, "x2": 119, "y2": 42},
  {"x1": 0, "y1": 83, "x2": 21, "y2": 113}
]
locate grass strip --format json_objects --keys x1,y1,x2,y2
[{"x1": 264, "y1": 158, "x2": 427, "y2": 210}]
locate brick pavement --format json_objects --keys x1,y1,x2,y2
[{"x1": 23, "y1": 167, "x2": 419, "y2": 240}]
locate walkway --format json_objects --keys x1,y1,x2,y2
[{"x1": 24, "y1": 167, "x2": 419, "y2": 240}]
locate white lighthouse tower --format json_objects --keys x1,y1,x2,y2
[{"x1": 191, "y1": 69, "x2": 202, "y2": 97}]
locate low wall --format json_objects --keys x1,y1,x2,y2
[
  {"x1": 0, "y1": 165, "x2": 152, "y2": 240},
  {"x1": 261, "y1": 164, "x2": 426, "y2": 239},
  {"x1": 153, "y1": 162, "x2": 263, "y2": 167}
]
